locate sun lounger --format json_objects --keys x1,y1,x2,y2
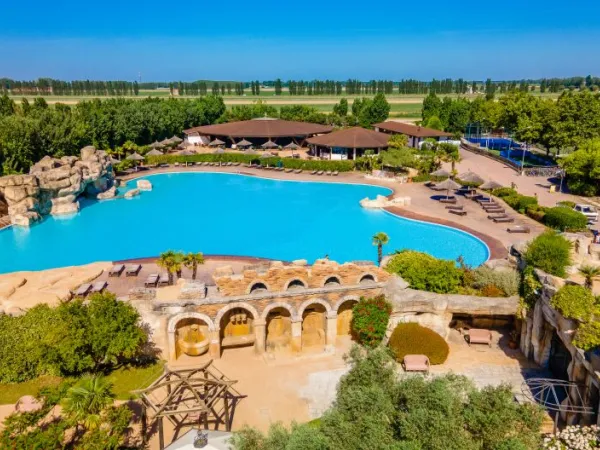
[
  {"x1": 317, "y1": 171, "x2": 324, "y2": 175},
  {"x1": 464, "y1": 192, "x2": 479, "y2": 199},
  {"x1": 144, "y1": 273, "x2": 159, "y2": 287},
  {"x1": 227, "y1": 162, "x2": 233, "y2": 166},
  {"x1": 158, "y1": 274, "x2": 170, "y2": 286},
  {"x1": 285, "y1": 168, "x2": 293, "y2": 173},
  {"x1": 402, "y1": 354, "x2": 430, "y2": 374},
  {"x1": 484, "y1": 208, "x2": 505, "y2": 214},
  {"x1": 74, "y1": 283, "x2": 92, "y2": 297},
  {"x1": 109, "y1": 264, "x2": 125, "y2": 277},
  {"x1": 311, "y1": 170, "x2": 317, "y2": 175},
  {"x1": 476, "y1": 198, "x2": 493, "y2": 204},
  {"x1": 90, "y1": 281, "x2": 108, "y2": 293},
  {"x1": 488, "y1": 214, "x2": 507, "y2": 220},
  {"x1": 234, "y1": 162, "x2": 241, "y2": 166},
  {"x1": 332, "y1": 171, "x2": 339, "y2": 176},
  {"x1": 449, "y1": 209, "x2": 467, "y2": 216},
  {"x1": 507, "y1": 226, "x2": 531, "y2": 234},
  {"x1": 445, "y1": 205, "x2": 464, "y2": 210},
  {"x1": 493, "y1": 216, "x2": 514, "y2": 223},
  {"x1": 439, "y1": 197, "x2": 457, "y2": 204},
  {"x1": 126, "y1": 264, "x2": 142, "y2": 276},
  {"x1": 468, "y1": 328, "x2": 492, "y2": 347},
  {"x1": 294, "y1": 169, "x2": 302, "y2": 174},
  {"x1": 325, "y1": 171, "x2": 332, "y2": 176}
]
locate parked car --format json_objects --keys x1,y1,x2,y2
[{"x1": 574, "y1": 204, "x2": 598, "y2": 222}]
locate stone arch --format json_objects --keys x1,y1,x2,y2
[
  {"x1": 323, "y1": 276, "x2": 342, "y2": 287},
  {"x1": 358, "y1": 273, "x2": 377, "y2": 284},
  {"x1": 335, "y1": 296, "x2": 359, "y2": 337},
  {"x1": 261, "y1": 302, "x2": 298, "y2": 321},
  {"x1": 168, "y1": 312, "x2": 215, "y2": 332},
  {"x1": 333, "y1": 295, "x2": 360, "y2": 313},
  {"x1": 248, "y1": 281, "x2": 270, "y2": 295},
  {"x1": 285, "y1": 278, "x2": 307, "y2": 291},
  {"x1": 297, "y1": 298, "x2": 332, "y2": 318},
  {"x1": 215, "y1": 302, "x2": 260, "y2": 326}
]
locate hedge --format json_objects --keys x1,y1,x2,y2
[
  {"x1": 491, "y1": 188, "x2": 538, "y2": 213},
  {"x1": 550, "y1": 284, "x2": 596, "y2": 321},
  {"x1": 388, "y1": 322, "x2": 449, "y2": 365},
  {"x1": 146, "y1": 153, "x2": 356, "y2": 172},
  {"x1": 351, "y1": 295, "x2": 392, "y2": 348},
  {"x1": 523, "y1": 231, "x2": 572, "y2": 277},
  {"x1": 543, "y1": 206, "x2": 588, "y2": 232}
]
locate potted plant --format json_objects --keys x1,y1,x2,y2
[{"x1": 508, "y1": 329, "x2": 519, "y2": 349}]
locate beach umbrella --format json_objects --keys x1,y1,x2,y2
[
  {"x1": 151, "y1": 140, "x2": 161, "y2": 148},
  {"x1": 260, "y1": 152, "x2": 275, "y2": 158},
  {"x1": 261, "y1": 140, "x2": 278, "y2": 149},
  {"x1": 178, "y1": 149, "x2": 196, "y2": 156},
  {"x1": 170, "y1": 135, "x2": 183, "y2": 143},
  {"x1": 434, "y1": 178, "x2": 461, "y2": 199},
  {"x1": 213, "y1": 148, "x2": 225, "y2": 154},
  {"x1": 159, "y1": 138, "x2": 173, "y2": 147},
  {"x1": 146, "y1": 148, "x2": 163, "y2": 156},
  {"x1": 209, "y1": 138, "x2": 225, "y2": 147},
  {"x1": 284, "y1": 142, "x2": 300, "y2": 150},
  {"x1": 243, "y1": 149, "x2": 257, "y2": 155},
  {"x1": 430, "y1": 168, "x2": 450, "y2": 178},
  {"x1": 236, "y1": 139, "x2": 252, "y2": 148},
  {"x1": 109, "y1": 157, "x2": 120, "y2": 165},
  {"x1": 458, "y1": 171, "x2": 485, "y2": 185},
  {"x1": 126, "y1": 152, "x2": 145, "y2": 161},
  {"x1": 480, "y1": 180, "x2": 503, "y2": 191}
]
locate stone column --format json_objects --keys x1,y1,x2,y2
[
  {"x1": 254, "y1": 319, "x2": 266, "y2": 355},
  {"x1": 167, "y1": 331, "x2": 177, "y2": 363},
  {"x1": 325, "y1": 312, "x2": 338, "y2": 353},
  {"x1": 209, "y1": 329, "x2": 221, "y2": 359},
  {"x1": 291, "y1": 319, "x2": 303, "y2": 353}
]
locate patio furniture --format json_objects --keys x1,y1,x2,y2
[
  {"x1": 90, "y1": 281, "x2": 108, "y2": 293},
  {"x1": 126, "y1": 264, "x2": 142, "y2": 276},
  {"x1": 145, "y1": 274, "x2": 159, "y2": 287},
  {"x1": 445, "y1": 205, "x2": 464, "y2": 210},
  {"x1": 158, "y1": 274, "x2": 170, "y2": 286},
  {"x1": 439, "y1": 197, "x2": 457, "y2": 204},
  {"x1": 325, "y1": 171, "x2": 332, "y2": 176},
  {"x1": 294, "y1": 169, "x2": 302, "y2": 174},
  {"x1": 402, "y1": 354, "x2": 430, "y2": 374},
  {"x1": 484, "y1": 208, "x2": 505, "y2": 214},
  {"x1": 468, "y1": 329, "x2": 493, "y2": 347},
  {"x1": 109, "y1": 264, "x2": 125, "y2": 277},
  {"x1": 285, "y1": 168, "x2": 293, "y2": 173},
  {"x1": 493, "y1": 216, "x2": 514, "y2": 223},
  {"x1": 332, "y1": 171, "x2": 339, "y2": 176},
  {"x1": 507, "y1": 226, "x2": 531, "y2": 234},
  {"x1": 317, "y1": 171, "x2": 324, "y2": 175},
  {"x1": 487, "y1": 214, "x2": 508, "y2": 220},
  {"x1": 449, "y1": 209, "x2": 467, "y2": 216},
  {"x1": 74, "y1": 283, "x2": 92, "y2": 297}
]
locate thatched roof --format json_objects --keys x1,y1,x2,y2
[
  {"x1": 284, "y1": 142, "x2": 300, "y2": 150},
  {"x1": 261, "y1": 140, "x2": 278, "y2": 149},
  {"x1": 374, "y1": 121, "x2": 453, "y2": 138},
  {"x1": 433, "y1": 178, "x2": 461, "y2": 191},
  {"x1": 170, "y1": 135, "x2": 183, "y2": 143},
  {"x1": 260, "y1": 152, "x2": 275, "y2": 158},
  {"x1": 183, "y1": 118, "x2": 333, "y2": 139},
  {"x1": 243, "y1": 149, "x2": 258, "y2": 155},
  {"x1": 430, "y1": 168, "x2": 450, "y2": 178},
  {"x1": 480, "y1": 180, "x2": 504, "y2": 190},
  {"x1": 126, "y1": 152, "x2": 145, "y2": 161},
  {"x1": 178, "y1": 150, "x2": 196, "y2": 156},
  {"x1": 306, "y1": 127, "x2": 390, "y2": 149},
  {"x1": 146, "y1": 149, "x2": 163, "y2": 156},
  {"x1": 458, "y1": 171, "x2": 485, "y2": 184},
  {"x1": 209, "y1": 138, "x2": 226, "y2": 147},
  {"x1": 236, "y1": 139, "x2": 253, "y2": 147},
  {"x1": 213, "y1": 148, "x2": 225, "y2": 154}
]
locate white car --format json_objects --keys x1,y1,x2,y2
[{"x1": 574, "y1": 204, "x2": 598, "y2": 222}]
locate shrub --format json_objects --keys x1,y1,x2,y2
[
  {"x1": 572, "y1": 321, "x2": 600, "y2": 351},
  {"x1": 543, "y1": 206, "x2": 588, "y2": 231},
  {"x1": 388, "y1": 323, "x2": 449, "y2": 364},
  {"x1": 472, "y1": 266, "x2": 520, "y2": 296},
  {"x1": 492, "y1": 187, "x2": 518, "y2": 198},
  {"x1": 525, "y1": 204, "x2": 547, "y2": 222},
  {"x1": 480, "y1": 284, "x2": 506, "y2": 297},
  {"x1": 385, "y1": 250, "x2": 463, "y2": 294},
  {"x1": 351, "y1": 295, "x2": 392, "y2": 348},
  {"x1": 523, "y1": 231, "x2": 572, "y2": 277},
  {"x1": 502, "y1": 194, "x2": 538, "y2": 213},
  {"x1": 557, "y1": 200, "x2": 576, "y2": 209},
  {"x1": 550, "y1": 284, "x2": 596, "y2": 320}
]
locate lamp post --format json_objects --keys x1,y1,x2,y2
[{"x1": 520, "y1": 126, "x2": 533, "y2": 176}]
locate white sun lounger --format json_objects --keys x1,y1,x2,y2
[
  {"x1": 145, "y1": 273, "x2": 159, "y2": 287},
  {"x1": 126, "y1": 264, "x2": 142, "y2": 276},
  {"x1": 109, "y1": 264, "x2": 125, "y2": 277},
  {"x1": 90, "y1": 281, "x2": 108, "y2": 293},
  {"x1": 74, "y1": 283, "x2": 92, "y2": 296}
]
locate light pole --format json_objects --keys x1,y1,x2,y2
[{"x1": 520, "y1": 126, "x2": 533, "y2": 176}]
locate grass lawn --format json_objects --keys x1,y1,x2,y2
[{"x1": 0, "y1": 362, "x2": 164, "y2": 405}]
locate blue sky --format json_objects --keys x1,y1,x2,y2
[{"x1": 1, "y1": 0, "x2": 599, "y2": 81}]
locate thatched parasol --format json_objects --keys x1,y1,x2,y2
[
  {"x1": 146, "y1": 148, "x2": 163, "y2": 156},
  {"x1": 150, "y1": 140, "x2": 161, "y2": 148},
  {"x1": 430, "y1": 168, "x2": 450, "y2": 178},
  {"x1": 170, "y1": 135, "x2": 183, "y2": 143},
  {"x1": 261, "y1": 140, "x2": 278, "y2": 149},
  {"x1": 243, "y1": 149, "x2": 257, "y2": 155},
  {"x1": 126, "y1": 152, "x2": 145, "y2": 161},
  {"x1": 434, "y1": 178, "x2": 461, "y2": 199},
  {"x1": 260, "y1": 152, "x2": 275, "y2": 158},
  {"x1": 458, "y1": 171, "x2": 485, "y2": 185},
  {"x1": 178, "y1": 150, "x2": 196, "y2": 156},
  {"x1": 284, "y1": 142, "x2": 300, "y2": 150},
  {"x1": 109, "y1": 157, "x2": 120, "y2": 165},
  {"x1": 213, "y1": 148, "x2": 225, "y2": 154},
  {"x1": 209, "y1": 138, "x2": 225, "y2": 147},
  {"x1": 480, "y1": 180, "x2": 504, "y2": 190},
  {"x1": 159, "y1": 138, "x2": 173, "y2": 147},
  {"x1": 236, "y1": 139, "x2": 252, "y2": 148}
]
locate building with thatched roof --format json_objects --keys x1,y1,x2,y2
[
  {"x1": 183, "y1": 118, "x2": 333, "y2": 148},
  {"x1": 374, "y1": 121, "x2": 453, "y2": 148},
  {"x1": 306, "y1": 127, "x2": 390, "y2": 160}
]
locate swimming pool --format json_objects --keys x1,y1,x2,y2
[{"x1": 0, "y1": 173, "x2": 490, "y2": 273}]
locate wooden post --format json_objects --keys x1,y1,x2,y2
[
  {"x1": 158, "y1": 416, "x2": 165, "y2": 450},
  {"x1": 224, "y1": 393, "x2": 231, "y2": 431},
  {"x1": 141, "y1": 404, "x2": 147, "y2": 445}
]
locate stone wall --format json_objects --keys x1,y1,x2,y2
[{"x1": 0, "y1": 146, "x2": 114, "y2": 226}]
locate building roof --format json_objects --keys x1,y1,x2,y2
[
  {"x1": 183, "y1": 118, "x2": 333, "y2": 138},
  {"x1": 306, "y1": 127, "x2": 390, "y2": 149},
  {"x1": 374, "y1": 121, "x2": 453, "y2": 138}
]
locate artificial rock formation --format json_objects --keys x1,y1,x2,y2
[
  {"x1": 0, "y1": 147, "x2": 114, "y2": 226},
  {"x1": 360, "y1": 195, "x2": 411, "y2": 209}
]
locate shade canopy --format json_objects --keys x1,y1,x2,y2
[
  {"x1": 458, "y1": 171, "x2": 485, "y2": 184},
  {"x1": 178, "y1": 150, "x2": 196, "y2": 156},
  {"x1": 213, "y1": 148, "x2": 225, "y2": 154},
  {"x1": 260, "y1": 152, "x2": 275, "y2": 158},
  {"x1": 243, "y1": 149, "x2": 258, "y2": 155},
  {"x1": 261, "y1": 140, "x2": 278, "y2": 149},
  {"x1": 236, "y1": 139, "x2": 253, "y2": 147},
  {"x1": 146, "y1": 149, "x2": 163, "y2": 156},
  {"x1": 374, "y1": 121, "x2": 453, "y2": 138},
  {"x1": 150, "y1": 141, "x2": 161, "y2": 148},
  {"x1": 430, "y1": 168, "x2": 450, "y2": 178},
  {"x1": 170, "y1": 135, "x2": 183, "y2": 143},
  {"x1": 209, "y1": 138, "x2": 226, "y2": 147},
  {"x1": 434, "y1": 178, "x2": 462, "y2": 191},
  {"x1": 126, "y1": 152, "x2": 145, "y2": 161},
  {"x1": 480, "y1": 180, "x2": 504, "y2": 190},
  {"x1": 184, "y1": 118, "x2": 333, "y2": 139},
  {"x1": 284, "y1": 142, "x2": 300, "y2": 150},
  {"x1": 159, "y1": 138, "x2": 173, "y2": 147},
  {"x1": 306, "y1": 127, "x2": 390, "y2": 149},
  {"x1": 109, "y1": 157, "x2": 120, "y2": 165}
]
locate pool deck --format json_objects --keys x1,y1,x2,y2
[{"x1": 119, "y1": 164, "x2": 545, "y2": 260}]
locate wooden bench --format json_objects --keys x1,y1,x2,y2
[
  {"x1": 402, "y1": 354, "x2": 430, "y2": 374},
  {"x1": 449, "y1": 209, "x2": 467, "y2": 216},
  {"x1": 468, "y1": 328, "x2": 492, "y2": 347},
  {"x1": 221, "y1": 334, "x2": 256, "y2": 348},
  {"x1": 507, "y1": 226, "x2": 531, "y2": 234}
]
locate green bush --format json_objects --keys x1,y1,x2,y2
[
  {"x1": 550, "y1": 284, "x2": 596, "y2": 320},
  {"x1": 351, "y1": 295, "x2": 392, "y2": 348},
  {"x1": 557, "y1": 200, "x2": 576, "y2": 209},
  {"x1": 523, "y1": 231, "x2": 572, "y2": 277},
  {"x1": 388, "y1": 322, "x2": 449, "y2": 364},
  {"x1": 543, "y1": 206, "x2": 588, "y2": 231},
  {"x1": 492, "y1": 187, "x2": 518, "y2": 198},
  {"x1": 385, "y1": 250, "x2": 463, "y2": 294},
  {"x1": 573, "y1": 321, "x2": 600, "y2": 351},
  {"x1": 472, "y1": 266, "x2": 520, "y2": 296},
  {"x1": 411, "y1": 173, "x2": 431, "y2": 183},
  {"x1": 146, "y1": 153, "x2": 356, "y2": 172},
  {"x1": 502, "y1": 194, "x2": 538, "y2": 213},
  {"x1": 525, "y1": 204, "x2": 548, "y2": 222}
]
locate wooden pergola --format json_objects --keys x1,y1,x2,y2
[{"x1": 134, "y1": 361, "x2": 245, "y2": 450}]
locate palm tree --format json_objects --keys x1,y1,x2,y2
[
  {"x1": 157, "y1": 250, "x2": 179, "y2": 285},
  {"x1": 579, "y1": 265, "x2": 600, "y2": 290},
  {"x1": 183, "y1": 252, "x2": 205, "y2": 280},
  {"x1": 174, "y1": 252, "x2": 184, "y2": 279},
  {"x1": 372, "y1": 232, "x2": 389, "y2": 266},
  {"x1": 61, "y1": 375, "x2": 115, "y2": 431}
]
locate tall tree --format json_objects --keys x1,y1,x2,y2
[{"x1": 372, "y1": 232, "x2": 389, "y2": 266}]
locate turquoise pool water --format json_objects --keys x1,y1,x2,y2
[{"x1": 0, "y1": 173, "x2": 489, "y2": 273}]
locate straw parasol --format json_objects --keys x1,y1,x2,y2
[
  {"x1": 126, "y1": 152, "x2": 145, "y2": 161},
  {"x1": 178, "y1": 149, "x2": 196, "y2": 156},
  {"x1": 213, "y1": 148, "x2": 225, "y2": 154},
  {"x1": 170, "y1": 135, "x2": 183, "y2": 143},
  {"x1": 146, "y1": 148, "x2": 163, "y2": 156},
  {"x1": 150, "y1": 140, "x2": 161, "y2": 148},
  {"x1": 458, "y1": 171, "x2": 485, "y2": 185},
  {"x1": 480, "y1": 180, "x2": 504, "y2": 191},
  {"x1": 430, "y1": 168, "x2": 450, "y2": 178},
  {"x1": 109, "y1": 157, "x2": 120, "y2": 165},
  {"x1": 261, "y1": 140, "x2": 278, "y2": 149},
  {"x1": 209, "y1": 138, "x2": 225, "y2": 147},
  {"x1": 159, "y1": 138, "x2": 173, "y2": 147},
  {"x1": 260, "y1": 152, "x2": 275, "y2": 158},
  {"x1": 236, "y1": 139, "x2": 252, "y2": 148},
  {"x1": 243, "y1": 149, "x2": 257, "y2": 155},
  {"x1": 284, "y1": 142, "x2": 300, "y2": 150},
  {"x1": 434, "y1": 178, "x2": 461, "y2": 199}
]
